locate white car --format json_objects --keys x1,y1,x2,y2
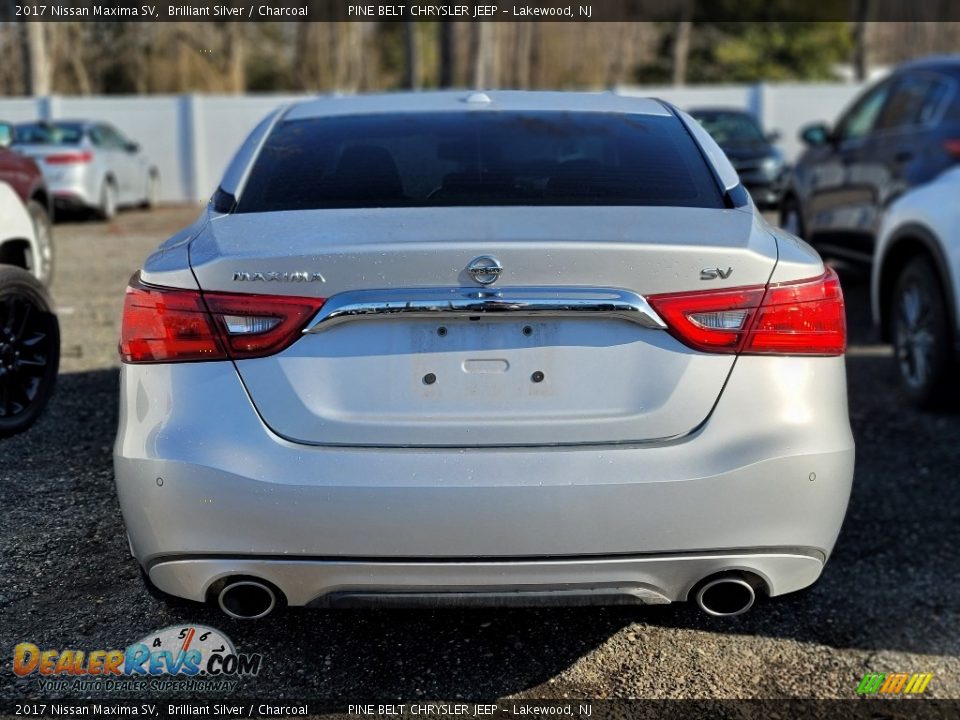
[
  {"x1": 14, "y1": 120, "x2": 159, "y2": 220},
  {"x1": 115, "y1": 91, "x2": 853, "y2": 619},
  {"x1": 873, "y1": 167, "x2": 960, "y2": 407},
  {"x1": 0, "y1": 181, "x2": 60, "y2": 436}
]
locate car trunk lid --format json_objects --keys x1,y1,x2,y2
[{"x1": 189, "y1": 205, "x2": 776, "y2": 447}]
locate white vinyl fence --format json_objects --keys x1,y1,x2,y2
[{"x1": 0, "y1": 82, "x2": 868, "y2": 204}]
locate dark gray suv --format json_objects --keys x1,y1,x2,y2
[{"x1": 781, "y1": 55, "x2": 960, "y2": 263}]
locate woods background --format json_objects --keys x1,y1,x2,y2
[{"x1": 4, "y1": 21, "x2": 960, "y2": 98}]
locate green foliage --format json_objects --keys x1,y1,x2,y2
[
  {"x1": 693, "y1": 22, "x2": 853, "y2": 83},
  {"x1": 636, "y1": 21, "x2": 854, "y2": 85}
]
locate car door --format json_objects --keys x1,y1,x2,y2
[
  {"x1": 806, "y1": 79, "x2": 893, "y2": 261},
  {"x1": 865, "y1": 73, "x2": 955, "y2": 241}
]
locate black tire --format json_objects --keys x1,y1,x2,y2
[
  {"x1": 25, "y1": 199, "x2": 55, "y2": 285},
  {"x1": 890, "y1": 255, "x2": 958, "y2": 409},
  {"x1": 96, "y1": 180, "x2": 118, "y2": 221},
  {"x1": 779, "y1": 194, "x2": 806, "y2": 239},
  {"x1": 0, "y1": 266, "x2": 59, "y2": 438}
]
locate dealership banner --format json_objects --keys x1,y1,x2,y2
[
  {"x1": 5, "y1": 0, "x2": 960, "y2": 22},
  {"x1": 4, "y1": 700, "x2": 960, "y2": 718}
]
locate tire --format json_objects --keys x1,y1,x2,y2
[
  {"x1": 890, "y1": 255, "x2": 958, "y2": 409},
  {"x1": 96, "y1": 180, "x2": 118, "y2": 221},
  {"x1": 25, "y1": 199, "x2": 55, "y2": 286},
  {"x1": 779, "y1": 194, "x2": 806, "y2": 239},
  {"x1": 0, "y1": 266, "x2": 60, "y2": 438},
  {"x1": 141, "y1": 172, "x2": 160, "y2": 209}
]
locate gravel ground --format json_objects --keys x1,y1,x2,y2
[{"x1": 1, "y1": 206, "x2": 958, "y2": 701}]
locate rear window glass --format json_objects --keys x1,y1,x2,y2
[
  {"x1": 237, "y1": 111, "x2": 724, "y2": 212},
  {"x1": 14, "y1": 123, "x2": 84, "y2": 145}
]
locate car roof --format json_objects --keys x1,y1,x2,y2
[
  {"x1": 688, "y1": 107, "x2": 754, "y2": 117},
  {"x1": 895, "y1": 54, "x2": 960, "y2": 77},
  {"x1": 14, "y1": 119, "x2": 94, "y2": 128},
  {"x1": 283, "y1": 90, "x2": 672, "y2": 121}
]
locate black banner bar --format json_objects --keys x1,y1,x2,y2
[
  {"x1": 5, "y1": 0, "x2": 960, "y2": 22},
  {"x1": 4, "y1": 700, "x2": 960, "y2": 719}
]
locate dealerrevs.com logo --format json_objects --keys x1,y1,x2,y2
[{"x1": 13, "y1": 625, "x2": 262, "y2": 693}]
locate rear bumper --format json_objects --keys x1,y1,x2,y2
[
  {"x1": 114, "y1": 355, "x2": 854, "y2": 607},
  {"x1": 149, "y1": 551, "x2": 826, "y2": 606}
]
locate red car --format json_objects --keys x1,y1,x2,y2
[{"x1": 0, "y1": 121, "x2": 54, "y2": 284}]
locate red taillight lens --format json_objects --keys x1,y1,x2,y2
[
  {"x1": 120, "y1": 276, "x2": 325, "y2": 363},
  {"x1": 944, "y1": 139, "x2": 960, "y2": 159},
  {"x1": 648, "y1": 268, "x2": 846, "y2": 356},
  {"x1": 44, "y1": 151, "x2": 93, "y2": 164}
]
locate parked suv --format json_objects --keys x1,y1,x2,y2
[
  {"x1": 0, "y1": 122, "x2": 54, "y2": 284},
  {"x1": 781, "y1": 56, "x2": 960, "y2": 262}
]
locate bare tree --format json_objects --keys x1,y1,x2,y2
[
  {"x1": 671, "y1": 3, "x2": 693, "y2": 86},
  {"x1": 852, "y1": 0, "x2": 873, "y2": 81},
  {"x1": 439, "y1": 21, "x2": 456, "y2": 88},
  {"x1": 20, "y1": 23, "x2": 51, "y2": 96},
  {"x1": 404, "y1": 22, "x2": 420, "y2": 90},
  {"x1": 470, "y1": 22, "x2": 493, "y2": 89},
  {"x1": 224, "y1": 22, "x2": 246, "y2": 93}
]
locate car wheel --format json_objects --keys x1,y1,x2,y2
[
  {"x1": 0, "y1": 266, "x2": 60, "y2": 438},
  {"x1": 890, "y1": 256, "x2": 957, "y2": 409},
  {"x1": 97, "y1": 180, "x2": 118, "y2": 221},
  {"x1": 142, "y1": 172, "x2": 160, "y2": 209},
  {"x1": 780, "y1": 195, "x2": 806, "y2": 238},
  {"x1": 25, "y1": 199, "x2": 55, "y2": 285}
]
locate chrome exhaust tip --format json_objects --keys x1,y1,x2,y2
[
  {"x1": 695, "y1": 574, "x2": 758, "y2": 617},
  {"x1": 217, "y1": 580, "x2": 277, "y2": 619}
]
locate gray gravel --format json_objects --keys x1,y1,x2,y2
[{"x1": 1, "y1": 207, "x2": 958, "y2": 700}]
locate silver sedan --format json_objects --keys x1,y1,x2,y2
[
  {"x1": 14, "y1": 120, "x2": 159, "y2": 220},
  {"x1": 114, "y1": 91, "x2": 854, "y2": 619}
]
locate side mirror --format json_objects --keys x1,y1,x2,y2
[
  {"x1": 799, "y1": 123, "x2": 831, "y2": 147},
  {"x1": 0, "y1": 122, "x2": 13, "y2": 148},
  {"x1": 765, "y1": 130, "x2": 781, "y2": 143},
  {"x1": 125, "y1": 141, "x2": 140, "y2": 154}
]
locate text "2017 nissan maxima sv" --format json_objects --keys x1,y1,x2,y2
[{"x1": 115, "y1": 92, "x2": 853, "y2": 619}]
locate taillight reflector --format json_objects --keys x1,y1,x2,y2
[
  {"x1": 648, "y1": 268, "x2": 846, "y2": 356},
  {"x1": 120, "y1": 275, "x2": 325, "y2": 363},
  {"x1": 44, "y1": 151, "x2": 93, "y2": 164}
]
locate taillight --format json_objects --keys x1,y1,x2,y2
[
  {"x1": 44, "y1": 151, "x2": 93, "y2": 164},
  {"x1": 648, "y1": 268, "x2": 846, "y2": 356},
  {"x1": 945, "y1": 139, "x2": 960, "y2": 159},
  {"x1": 119, "y1": 275, "x2": 324, "y2": 363}
]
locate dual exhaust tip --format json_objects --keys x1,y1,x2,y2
[
  {"x1": 694, "y1": 573, "x2": 761, "y2": 617},
  {"x1": 213, "y1": 572, "x2": 762, "y2": 618},
  {"x1": 217, "y1": 579, "x2": 278, "y2": 619}
]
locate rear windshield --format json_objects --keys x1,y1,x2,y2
[
  {"x1": 690, "y1": 112, "x2": 766, "y2": 145},
  {"x1": 14, "y1": 123, "x2": 84, "y2": 145},
  {"x1": 237, "y1": 111, "x2": 724, "y2": 212}
]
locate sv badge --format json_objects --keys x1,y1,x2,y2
[{"x1": 700, "y1": 267, "x2": 733, "y2": 281}]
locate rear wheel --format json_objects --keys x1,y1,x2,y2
[
  {"x1": 25, "y1": 199, "x2": 54, "y2": 285},
  {"x1": 142, "y1": 172, "x2": 160, "y2": 209},
  {"x1": 97, "y1": 180, "x2": 118, "y2": 221},
  {"x1": 0, "y1": 266, "x2": 59, "y2": 437},
  {"x1": 890, "y1": 256, "x2": 958, "y2": 409}
]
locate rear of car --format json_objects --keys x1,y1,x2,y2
[
  {"x1": 14, "y1": 121, "x2": 157, "y2": 219},
  {"x1": 114, "y1": 92, "x2": 853, "y2": 617}
]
